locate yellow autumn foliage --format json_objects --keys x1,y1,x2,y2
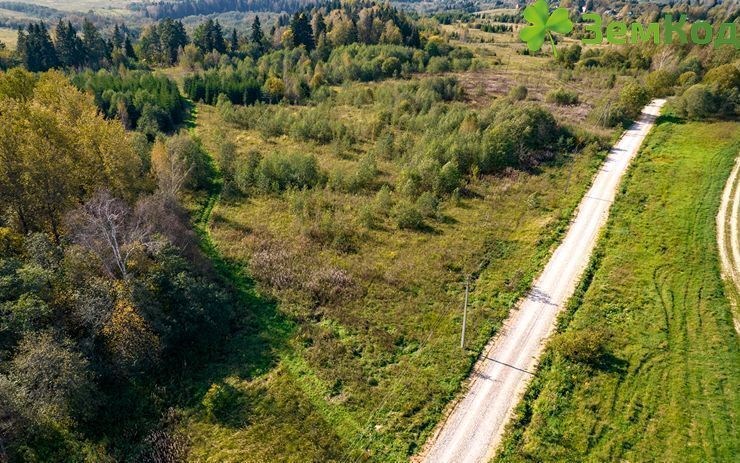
[{"x1": 0, "y1": 70, "x2": 142, "y2": 238}]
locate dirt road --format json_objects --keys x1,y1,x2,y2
[
  {"x1": 419, "y1": 99, "x2": 666, "y2": 463},
  {"x1": 716, "y1": 155, "x2": 740, "y2": 335}
]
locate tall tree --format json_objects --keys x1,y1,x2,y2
[
  {"x1": 231, "y1": 28, "x2": 239, "y2": 52},
  {"x1": 290, "y1": 12, "x2": 314, "y2": 51},
  {"x1": 193, "y1": 19, "x2": 226, "y2": 54},
  {"x1": 312, "y1": 12, "x2": 326, "y2": 39},
  {"x1": 138, "y1": 24, "x2": 162, "y2": 63},
  {"x1": 251, "y1": 16, "x2": 264, "y2": 44},
  {"x1": 158, "y1": 18, "x2": 188, "y2": 65},
  {"x1": 111, "y1": 24, "x2": 124, "y2": 49},
  {"x1": 123, "y1": 36, "x2": 136, "y2": 60},
  {"x1": 0, "y1": 71, "x2": 141, "y2": 238},
  {"x1": 54, "y1": 20, "x2": 84, "y2": 68},
  {"x1": 81, "y1": 19, "x2": 108, "y2": 68},
  {"x1": 17, "y1": 22, "x2": 58, "y2": 72}
]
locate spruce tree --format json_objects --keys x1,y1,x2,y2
[
  {"x1": 124, "y1": 36, "x2": 136, "y2": 60},
  {"x1": 54, "y1": 20, "x2": 84, "y2": 68},
  {"x1": 231, "y1": 28, "x2": 238, "y2": 52},
  {"x1": 82, "y1": 19, "x2": 108, "y2": 68},
  {"x1": 290, "y1": 12, "x2": 314, "y2": 51},
  {"x1": 112, "y1": 24, "x2": 124, "y2": 49},
  {"x1": 251, "y1": 16, "x2": 264, "y2": 44},
  {"x1": 20, "y1": 22, "x2": 58, "y2": 72}
]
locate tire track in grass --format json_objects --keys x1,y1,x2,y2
[{"x1": 716, "y1": 153, "x2": 740, "y2": 334}]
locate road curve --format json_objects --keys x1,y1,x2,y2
[
  {"x1": 716, "y1": 154, "x2": 740, "y2": 335},
  {"x1": 418, "y1": 99, "x2": 666, "y2": 463}
]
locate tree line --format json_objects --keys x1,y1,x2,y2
[
  {"x1": 15, "y1": 18, "x2": 136, "y2": 72},
  {"x1": 0, "y1": 69, "x2": 231, "y2": 462}
]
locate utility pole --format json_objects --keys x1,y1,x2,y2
[{"x1": 461, "y1": 275, "x2": 469, "y2": 349}]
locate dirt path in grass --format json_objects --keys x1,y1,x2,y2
[
  {"x1": 716, "y1": 154, "x2": 740, "y2": 335},
  {"x1": 416, "y1": 100, "x2": 666, "y2": 463}
]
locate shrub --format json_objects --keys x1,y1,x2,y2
[
  {"x1": 395, "y1": 201, "x2": 424, "y2": 230},
  {"x1": 163, "y1": 133, "x2": 216, "y2": 191},
  {"x1": 545, "y1": 87, "x2": 579, "y2": 106},
  {"x1": 358, "y1": 203, "x2": 377, "y2": 229},
  {"x1": 618, "y1": 80, "x2": 650, "y2": 119},
  {"x1": 677, "y1": 71, "x2": 698, "y2": 87},
  {"x1": 304, "y1": 267, "x2": 354, "y2": 305},
  {"x1": 438, "y1": 161, "x2": 462, "y2": 195},
  {"x1": 508, "y1": 85, "x2": 528, "y2": 101},
  {"x1": 255, "y1": 152, "x2": 324, "y2": 193},
  {"x1": 552, "y1": 328, "x2": 611, "y2": 366},
  {"x1": 481, "y1": 105, "x2": 560, "y2": 171},
  {"x1": 702, "y1": 64, "x2": 739, "y2": 116},
  {"x1": 703, "y1": 64, "x2": 740, "y2": 94},
  {"x1": 427, "y1": 56, "x2": 451, "y2": 73},
  {"x1": 645, "y1": 69, "x2": 676, "y2": 98},
  {"x1": 374, "y1": 186, "x2": 393, "y2": 216},
  {"x1": 675, "y1": 84, "x2": 715, "y2": 120},
  {"x1": 416, "y1": 192, "x2": 438, "y2": 218},
  {"x1": 202, "y1": 382, "x2": 243, "y2": 422}
]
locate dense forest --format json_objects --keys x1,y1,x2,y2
[{"x1": 0, "y1": 69, "x2": 233, "y2": 461}]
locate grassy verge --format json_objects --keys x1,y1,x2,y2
[{"x1": 495, "y1": 117, "x2": 740, "y2": 463}]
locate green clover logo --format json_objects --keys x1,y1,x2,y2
[{"x1": 520, "y1": 0, "x2": 574, "y2": 57}]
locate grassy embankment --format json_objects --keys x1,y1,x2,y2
[{"x1": 496, "y1": 117, "x2": 740, "y2": 463}]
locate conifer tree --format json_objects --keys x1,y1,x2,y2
[
  {"x1": 54, "y1": 20, "x2": 84, "y2": 68},
  {"x1": 112, "y1": 24, "x2": 124, "y2": 49},
  {"x1": 82, "y1": 19, "x2": 108, "y2": 68},
  {"x1": 231, "y1": 28, "x2": 238, "y2": 52},
  {"x1": 251, "y1": 16, "x2": 264, "y2": 44},
  {"x1": 290, "y1": 12, "x2": 314, "y2": 51},
  {"x1": 18, "y1": 22, "x2": 58, "y2": 72}
]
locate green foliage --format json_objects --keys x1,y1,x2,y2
[
  {"x1": 7, "y1": 331, "x2": 97, "y2": 421},
  {"x1": 551, "y1": 328, "x2": 611, "y2": 365},
  {"x1": 645, "y1": 69, "x2": 676, "y2": 98},
  {"x1": 185, "y1": 66, "x2": 261, "y2": 105},
  {"x1": 618, "y1": 79, "x2": 650, "y2": 116},
  {"x1": 72, "y1": 69, "x2": 186, "y2": 134},
  {"x1": 203, "y1": 382, "x2": 244, "y2": 422},
  {"x1": 236, "y1": 151, "x2": 324, "y2": 194},
  {"x1": 192, "y1": 19, "x2": 227, "y2": 54},
  {"x1": 677, "y1": 71, "x2": 699, "y2": 87},
  {"x1": 545, "y1": 87, "x2": 579, "y2": 106},
  {"x1": 395, "y1": 200, "x2": 424, "y2": 230},
  {"x1": 674, "y1": 65, "x2": 739, "y2": 120},
  {"x1": 508, "y1": 84, "x2": 528, "y2": 101},
  {"x1": 481, "y1": 105, "x2": 561, "y2": 172},
  {"x1": 675, "y1": 84, "x2": 715, "y2": 120},
  {"x1": 16, "y1": 22, "x2": 57, "y2": 72},
  {"x1": 556, "y1": 44, "x2": 581, "y2": 68},
  {"x1": 0, "y1": 70, "x2": 142, "y2": 238},
  {"x1": 139, "y1": 18, "x2": 188, "y2": 65}
]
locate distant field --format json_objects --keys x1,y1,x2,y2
[
  {"x1": 11, "y1": 0, "x2": 135, "y2": 12},
  {"x1": 0, "y1": 27, "x2": 16, "y2": 48},
  {"x1": 497, "y1": 117, "x2": 740, "y2": 462}
]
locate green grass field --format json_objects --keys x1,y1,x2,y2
[{"x1": 496, "y1": 117, "x2": 740, "y2": 463}]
